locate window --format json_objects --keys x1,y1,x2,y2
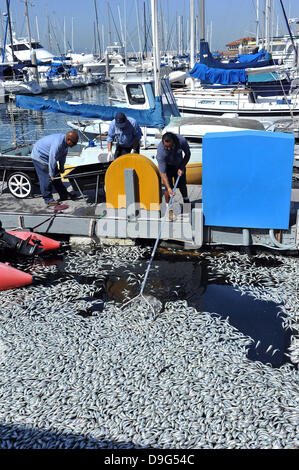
[
  {"x1": 272, "y1": 45, "x2": 286, "y2": 52},
  {"x1": 13, "y1": 44, "x2": 29, "y2": 51},
  {"x1": 220, "y1": 101, "x2": 237, "y2": 106},
  {"x1": 126, "y1": 84, "x2": 146, "y2": 105},
  {"x1": 31, "y1": 42, "x2": 43, "y2": 50},
  {"x1": 197, "y1": 100, "x2": 216, "y2": 105}
]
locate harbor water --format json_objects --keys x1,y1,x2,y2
[
  {"x1": 0, "y1": 83, "x2": 298, "y2": 449},
  {"x1": 0, "y1": 82, "x2": 113, "y2": 149}
]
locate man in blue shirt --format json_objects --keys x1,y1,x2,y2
[
  {"x1": 106, "y1": 112, "x2": 142, "y2": 160},
  {"x1": 156, "y1": 132, "x2": 191, "y2": 220},
  {"x1": 31, "y1": 131, "x2": 79, "y2": 206}
]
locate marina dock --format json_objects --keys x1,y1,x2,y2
[{"x1": 1, "y1": 175, "x2": 298, "y2": 251}]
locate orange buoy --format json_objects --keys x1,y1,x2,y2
[
  {"x1": 0, "y1": 262, "x2": 33, "y2": 291},
  {"x1": 6, "y1": 231, "x2": 61, "y2": 252}
]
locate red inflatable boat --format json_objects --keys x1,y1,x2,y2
[
  {"x1": 6, "y1": 231, "x2": 61, "y2": 252},
  {"x1": 0, "y1": 262, "x2": 33, "y2": 291},
  {"x1": 0, "y1": 226, "x2": 61, "y2": 291}
]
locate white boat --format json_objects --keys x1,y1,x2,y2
[
  {"x1": 173, "y1": 83, "x2": 299, "y2": 119},
  {"x1": 3, "y1": 35, "x2": 55, "y2": 63},
  {"x1": 82, "y1": 57, "x2": 107, "y2": 75},
  {"x1": 169, "y1": 71, "x2": 188, "y2": 86},
  {"x1": 37, "y1": 72, "x2": 73, "y2": 91},
  {"x1": 64, "y1": 113, "x2": 269, "y2": 172},
  {"x1": 67, "y1": 74, "x2": 87, "y2": 88},
  {"x1": 69, "y1": 53, "x2": 97, "y2": 65},
  {"x1": 106, "y1": 44, "x2": 143, "y2": 76},
  {"x1": 67, "y1": 75, "x2": 268, "y2": 142},
  {"x1": 262, "y1": 35, "x2": 299, "y2": 67},
  {"x1": 3, "y1": 78, "x2": 41, "y2": 95}
]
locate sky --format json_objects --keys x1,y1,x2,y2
[{"x1": 1, "y1": 0, "x2": 299, "y2": 54}]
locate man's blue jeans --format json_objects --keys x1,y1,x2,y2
[{"x1": 32, "y1": 159, "x2": 69, "y2": 204}]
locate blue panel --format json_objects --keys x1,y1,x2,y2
[{"x1": 202, "y1": 131, "x2": 294, "y2": 229}]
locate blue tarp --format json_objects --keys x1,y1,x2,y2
[
  {"x1": 200, "y1": 41, "x2": 272, "y2": 69},
  {"x1": 15, "y1": 95, "x2": 168, "y2": 129},
  {"x1": 46, "y1": 65, "x2": 65, "y2": 78},
  {"x1": 189, "y1": 63, "x2": 247, "y2": 84},
  {"x1": 236, "y1": 48, "x2": 268, "y2": 64}
]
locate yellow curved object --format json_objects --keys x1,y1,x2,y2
[
  {"x1": 105, "y1": 154, "x2": 162, "y2": 210},
  {"x1": 186, "y1": 162, "x2": 202, "y2": 185}
]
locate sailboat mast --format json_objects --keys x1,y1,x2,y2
[
  {"x1": 265, "y1": 0, "x2": 272, "y2": 52},
  {"x1": 190, "y1": 0, "x2": 195, "y2": 69},
  {"x1": 143, "y1": 1, "x2": 147, "y2": 58},
  {"x1": 107, "y1": 3, "x2": 112, "y2": 46},
  {"x1": 262, "y1": 0, "x2": 265, "y2": 48},
  {"x1": 160, "y1": 1, "x2": 164, "y2": 57},
  {"x1": 151, "y1": 0, "x2": 161, "y2": 97},
  {"x1": 63, "y1": 17, "x2": 66, "y2": 55},
  {"x1": 200, "y1": 0, "x2": 205, "y2": 41},
  {"x1": 135, "y1": 0, "x2": 143, "y2": 64},
  {"x1": 35, "y1": 16, "x2": 40, "y2": 42},
  {"x1": 6, "y1": 0, "x2": 16, "y2": 62},
  {"x1": 117, "y1": 5, "x2": 125, "y2": 47},
  {"x1": 256, "y1": 0, "x2": 259, "y2": 48},
  {"x1": 93, "y1": 22, "x2": 97, "y2": 54},
  {"x1": 47, "y1": 9, "x2": 52, "y2": 52},
  {"x1": 124, "y1": 0, "x2": 128, "y2": 75},
  {"x1": 24, "y1": 0, "x2": 32, "y2": 53},
  {"x1": 190, "y1": 0, "x2": 195, "y2": 90},
  {"x1": 94, "y1": 0, "x2": 102, "y2": 57}
]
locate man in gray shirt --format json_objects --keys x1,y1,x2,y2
[
  {"x1": 106, "y1": 112, "x2": 142, "y2": 160},
  {"x1": 31, "y1": 131, "x2": 79, "y2": 206},
  {"x1": 156, "y1": 132, "x2": 191, "y2": 220}
]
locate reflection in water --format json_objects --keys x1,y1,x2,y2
[
  {"x1": 0, "y1": 83, "x2": 111, "y2": 149},
  {"x1": 104, "y1": 258, "x2": 292, "y2": 368}
]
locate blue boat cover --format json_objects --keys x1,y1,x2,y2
[
  {"x1": 189, "y1": 63, "x2": 247, "y2": 84},
  {"x1": 15, "y1": 95, "x2": 168, "y2": 129},
  {"x1": 235, "y1": 49, "x2": 268, "y2": 64},
  {"x1": 200, "y1": 41, "x2": 272, "y2": 69}
]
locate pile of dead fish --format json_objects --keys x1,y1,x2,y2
[{"x1": 0, "y1": 244, "x2": 297, "y2": 449}]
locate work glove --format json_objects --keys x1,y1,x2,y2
[{"x1": 107, "y1": 151, "x2": 113, "y2": 161}]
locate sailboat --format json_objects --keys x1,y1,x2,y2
[{"x1": 174, "y1": 0, "x2": 299, "y2": 123}]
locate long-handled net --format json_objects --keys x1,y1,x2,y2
[{"x1": 121, "y1": 175, "x2": 181, "y2": 318}]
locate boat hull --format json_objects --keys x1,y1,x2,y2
[{"x1": 178, "y1": 106, "x2": 299, "y2": 118}]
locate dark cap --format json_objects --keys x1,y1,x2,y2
[{"x1": 115, "y1": 112, "x2": 127, "y2": 128}]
